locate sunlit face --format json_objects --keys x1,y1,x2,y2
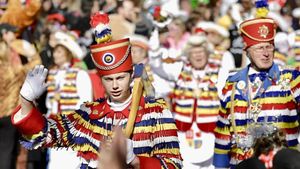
[
  {"x1": 247, "y1": 42, "x2": 274, "y2": 71},
  {"x1": 53, "y1": 45, "x2": 71, "y2": 67},
  {"x1": 131, "y1": 45, "x2": 147, "y2": 64},
  {"x1": 101, "y1": 72, "x2": 131, "y2": 103},
  {"x1": 188, "y1": 46, "x2": 208, "y2": 70}
]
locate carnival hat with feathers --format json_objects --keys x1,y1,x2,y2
[
  {"x1": 89, "y1": 12, "x2": 132, "y2": 76},
  {"x1": 147, "y1": 5, "x2": 172, "y2": 28}
]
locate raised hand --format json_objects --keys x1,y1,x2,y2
[
  {"x1": 98, "y1": 127, "x2": 139, "y2": 169},
  {"x1": 20, "y1": 65, "x2": 48, "y2": 101}
]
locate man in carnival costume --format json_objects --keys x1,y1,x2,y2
[
  {"x1": 10, "y1": 12, "x2": 182, "y2": 169},
  {"x1": 213, "y1": 0, "x2": 300, "y2": 168}
]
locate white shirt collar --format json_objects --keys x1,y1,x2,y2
[
  {"x1": 248, "y1": 67, "x2": 260, "y2": 75},
  {"x1": 107, "y1": 94, "x2": 132, "y2": 111}
]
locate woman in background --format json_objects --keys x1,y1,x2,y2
[{"x1": 45, "y1": 31, "x2": 92, "y2": 169}]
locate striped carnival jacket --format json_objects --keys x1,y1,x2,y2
[
  {"x1": 46, "y1": 68, "x2": 81, "y2": 115},
  {"x1": 12, "y1": 96, "x2": 182, "y2": 169},
  {"x1": 170, "y1": 62, "x2": 220, "y2": 133},
  {"x1": 213, "y1": 63, "x2": 300, "y2": 168}
]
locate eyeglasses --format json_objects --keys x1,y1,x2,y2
[{"x1": 250, "y1": 45, "x2": 274, "y2": 53}]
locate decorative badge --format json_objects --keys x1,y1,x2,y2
[
  {"x1": 237, "y1": 80, "x2": 246, "y2": 90},
  {"x1": 249, "y1": 102, "x2": 262, "y2": 123},
  {"x1": 279, "y1": 78, "x2": 290, "y2": 90},
  {"x1": 258, "y1": 25, "x2": 269, "y2": 38},
  {"x1": 249, "y1": 102, "x2": 262, "y2": 114},
  {"x1": 102, "y1": 53, "x2": 115, "y2": 65}
]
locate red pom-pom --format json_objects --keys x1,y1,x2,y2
[
  {"x1": 89, "y1": 12, "x2": 109, "y2": 28},
  {"x1": 153, "y1": 6, "x2": 161, "y2": 20}
]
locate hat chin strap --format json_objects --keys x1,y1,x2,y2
[{"x1": 92, "y1": 45, "x2": 131, "y2": 71}]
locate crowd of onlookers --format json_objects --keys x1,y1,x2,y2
[{"x1": 1, "y1": 0, "x2": 300, "y2": 169}]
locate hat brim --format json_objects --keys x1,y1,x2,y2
[{"x1": 54, "y1": 31, "x2": 84, "y2": 59}]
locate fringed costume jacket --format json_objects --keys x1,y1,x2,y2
[
  {"x1": 12, "y1": 96, "x2": 182, "y2": 169},
  {"x1": 213, "y1": 63, "x2": 300, "y2": 168}
]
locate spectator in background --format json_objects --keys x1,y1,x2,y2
[
  {"x1": 166, "y1": 17, "x2": 190, "y2": 59},
  {"x1": 45, "y1": 31, "x2": 92, "y2": 169},
  {"x1": 0, "y1": 23, "x2": 40, "y2": 169},
  {"x1": 273, "y1": 32, "x2": 290, "y2": 67},
  {"x1": 151, "y1": 34, "x2": 224, "y2": 169},
  {"x1": 0, "y1": 0, "x2": 41, "y2": 40},
  {"x1": 195, "y1": 21, "x2": 235, "y2": 97},
  {"x1": 109, "y1": 0, "x2": 137, "y2": 40}
]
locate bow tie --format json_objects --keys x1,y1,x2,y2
[{"x1": 249, "y1": 72, "x2": 268, "y2": 83}]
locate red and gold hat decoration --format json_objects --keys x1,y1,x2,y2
[
  {"x1": 239, "y1": 0, "x2": 277, "y2": 49},
  {"x1": 89, "y1": 12, "x2": 132, "y2": 76}
]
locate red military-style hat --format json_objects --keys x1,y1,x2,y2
[
  {"x1": 90, "y1": 38, "x2": 132, "y2": 75},
  {"x1": 239, "y1": 0, "x2": 277, "y2": 49},
  {"x1": 240, "y1": 18, "x2": 277, "y2": 49},
  {"x1": 89, "y1": 12, "x2": 132, "y2": 76}
]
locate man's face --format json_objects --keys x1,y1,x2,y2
[
  {"x1": 188, "y1": 46, "x2": 208, "y2": 70},
  {"x1": 131, "y1": 45, "x2": 147, "y2": 64},
  {"x1": 101, "y1": 72, "x2": 132, "y2": 103},
  {"x1": 247, "y1": 42, "x2": 274, "y2": 71}
]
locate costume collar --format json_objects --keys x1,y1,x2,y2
[
  {"x1": 107, "y1": 94, "x2": 132, "y2": 111},
  {"x1": 228, "y1": 63, "x2": 280, "y2": 83},
  {"x1": 104, "y1": 94, "x2": 145, "y2": 119},
  {"x1": 228, "y1": 63, "x2": 280, "y2": 100}
]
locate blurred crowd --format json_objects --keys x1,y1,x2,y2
[{"x1": 1, "y1": 0, "x2": 300, "y2": 169}]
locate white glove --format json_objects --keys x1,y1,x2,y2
[
  {"x1": 126, "y1": 139, "x2": 136, "y2": 164},
  {"x1": 20, "y1": 65, "x2": 48, "y2": 101}
]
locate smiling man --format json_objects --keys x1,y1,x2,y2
[
  {"x1": 213, "y1": 17, "x2": 300, "y2": 169},
  {"x1": 10, "y1": 13, "x2": 182, "y2": 169}
]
